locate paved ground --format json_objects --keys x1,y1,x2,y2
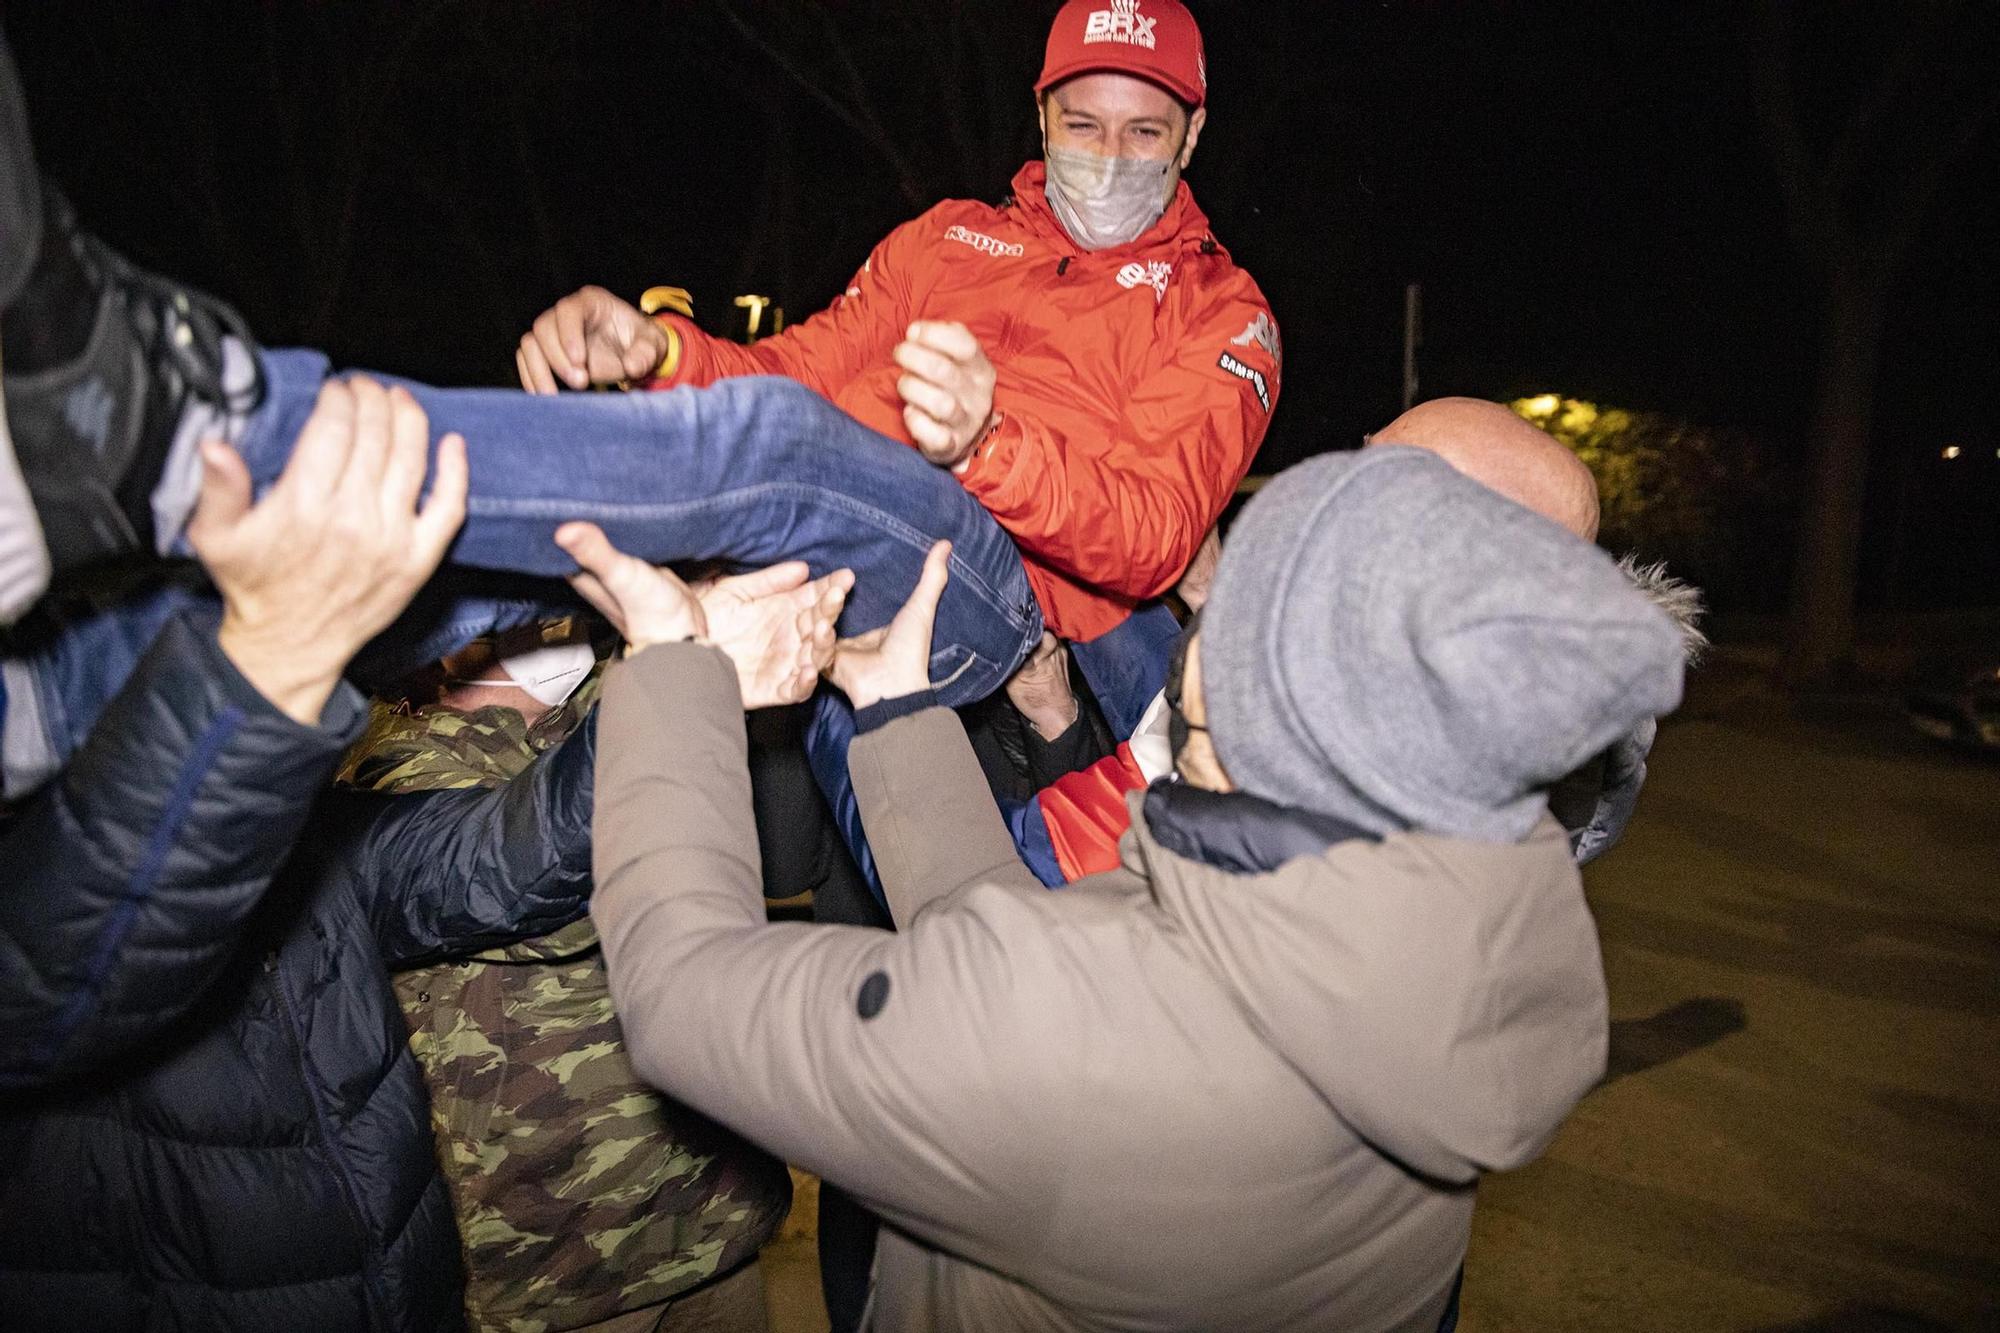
[
  {"x1": 1467, "y1": 665, "x2": 2000, "y2": 1332},
  {"x1": 764, "y1": 660, "x2": 2000, "y2": 1331}
]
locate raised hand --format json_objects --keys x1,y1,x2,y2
[
  {"x1": 188, "y1": 378, "x2": 468, "y2": 724},
  {"x1": 516, "y1": 286, "x2": 671, "y2": 394},
  {"x1": 827, "y1": 539, "x2": 951, "y2": 711},
  {"x1": 695, "y1": 562, "x2": 853, "y2": 707},
  {"x1": 556, "y1": 522, "x2": 851, "y2": 709}
]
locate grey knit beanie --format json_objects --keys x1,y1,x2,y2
[{"x1": 1202, "y1": 446, "x2": 1685, "y2": 843}]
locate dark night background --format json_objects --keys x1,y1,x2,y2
[{"x1": 7, "y1": 0, "x2": 1996, "y2": 626}]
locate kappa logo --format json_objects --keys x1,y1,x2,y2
[
  {"x1": 1218, "y1": 352, "x2": 1271, "y2": 412},
  {"x1": 945, "y1": 225, "x2": 1026, "y2": 259},
  {"x1": 1117, "y1": 260, "x2": 1175, "y2": 302},
  {"x1": 1084, "y1": 0, "x2": 1158, "y2": 50},
  {"x1": 1230, "y1": 310, "x2": 1282, "y2": 366}
]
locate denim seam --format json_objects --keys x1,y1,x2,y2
[{"x1": 24, "y1": 703, "x2": 247, "y2": 1077}]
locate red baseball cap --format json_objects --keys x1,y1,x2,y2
[{"x1": 1036, "y1": 0, "x2": 1207, "y2": 109}]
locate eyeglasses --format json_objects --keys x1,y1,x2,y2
[{"x1": 1164, "y1": 613, "x2": 1208, "y2": 735}]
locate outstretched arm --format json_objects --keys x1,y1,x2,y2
[
  {"x1": 338, "y1": 713, "x2": 598, "y2": 965},
  {"x1": 517, "y1": 214, "x2": 928, "y2": 401},
  {"x1": 592, "y1": 642, "x2": 1066, "y2": 1273},
  {"x1": 0, "y1": 378, "x2": 467, "y2": 1088}
]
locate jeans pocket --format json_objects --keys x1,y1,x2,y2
[{"x1": 927, "y1": 643, "x2": 999, "y2": 707}]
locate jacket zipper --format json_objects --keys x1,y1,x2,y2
[{"x1": 266, "y1": 951, "x2": 391, "y2": 1331}]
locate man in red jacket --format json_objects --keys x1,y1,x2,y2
[
  {"x1": 518, "y1": 0, "x2": 1280, "y2": 665},
  {"x1": 519, "y1": 11, "x2": 1275, "y2": 1320}
]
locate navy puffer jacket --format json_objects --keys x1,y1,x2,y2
[{"x1": 0, "y1": 613, "x2": 597, "y2": 1331}]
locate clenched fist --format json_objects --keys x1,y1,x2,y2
[
  {"x1": 893, "y1": 322, "x2": 999, "y2": 469},
  {"x1": 516, "y1": 286, "x2": 672, "y2": 394}
]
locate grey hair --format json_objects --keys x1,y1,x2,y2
[{"x1": 1618, "y1": 555, "x2": 1708, "y2": 667}]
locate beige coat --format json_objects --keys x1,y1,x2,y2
[{"x1": 593, "y1": 646, "x2": 1608, "y2": 1332}]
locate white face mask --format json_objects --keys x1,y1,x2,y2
[
  {"x1": 496, "y1": 641, "x2": 596, "y2": 708},
  {"x1": 1043, "y1": 145, "x2": 1178, "y2": 251}
]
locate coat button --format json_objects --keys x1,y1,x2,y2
[
  {"x1": 856, "y1": 971, "x2": 891, "y2": 1020},
  {"x1": 416, "y1": 992, "x2": 430, "y2": 1003}
]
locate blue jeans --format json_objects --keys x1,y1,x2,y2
[
  {"x1": 245, "y1": 351, "x2": 1045, "y2": 697},
  {"x1": 4, "y1": 352, "x2": 1044, "y2": 813}
]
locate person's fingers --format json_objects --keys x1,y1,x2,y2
[
  {"x1": 554, "y1": 521, "x2": 628, "y2": 581},
  {"x1": 896, "y1": 373, "x2": 961, "y2": 427},
  {"x1": 891, "y1": 338, "x2": 960, "y2": 388},
  {"x1": 186, "y1": 439, "x2": 255, "y2": 547},
  {"x1": 891, "y1": 540, "x2": 953, "y2": 642},
  {"x1": 379, "y1": 386, "x2": 432, "y2": 520},
  {"x1": 556, "y1": 521, "x2": 669, "y2": 612},
  {"x1": 518, "y1": 336, "x2": 559, "y2": 395},
  {"x1": 553, "y1": 296, "x2": 591, "y2": 385},
  {"x1": 903, "y1": 404, "x2": 958, "y2": 459},
  {"x1": 409, "y1": 433, "x2": 469, "y2": 570},
  {"x1": 281, "y1": 380, "x2": 359, "y2": 500},
  {"x1": 532, "y1": 308, "x2": 582, "y2": 391},
  {"x1": 812, "y1": 568, "x2": 854, "y2": 620},
  {"x1": 712, "y1": 561, "x2": 812, "y2": 602},
  {"x1": 623, "y1": 323, "x2": 665, "y2": 380},
  {"x1": 340, "y1": 376, "x2": 395, "y2": 498},
  {"x1": 805, "y1": 608, "x2": 839, "y2": 672},
  {"x1": 565, "y1": 569, "x2": 625, "y2": 630},
  {"x1": 836, "y1": 626, "x2": 889, "y2": 654},
  {"x1": 906, "y1": 321, "x2": 982, "y2": 364}
]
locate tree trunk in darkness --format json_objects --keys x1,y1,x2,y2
[{"x1": 1783, "y1": 272, "x2": 1884, "y2": 684}]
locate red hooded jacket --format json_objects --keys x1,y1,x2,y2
[{"x1": 649, "y1": 162, "x2": 1280, "y2": 642}]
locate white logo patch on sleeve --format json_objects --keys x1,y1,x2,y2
[
  {"x1": 1218, "y1": 352, "x2": 1271, "y2": 412},
  {"x1": 1230, "y1": 311, "x2": 1282, "y2": 367}
]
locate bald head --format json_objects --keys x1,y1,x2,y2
[{"x1": 1370, "y1": 397, "x2": 1600, "y2": 542}]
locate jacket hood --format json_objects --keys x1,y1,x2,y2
[
  {"x1": 1010, "y1": 160, "x2": 1215, "y2": 258},
  {"x1": 1125, "y1": 792, "x2": 1608, "y2": 1184}
]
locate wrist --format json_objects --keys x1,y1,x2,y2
[
  {"x1": 949, "y1": 410, "x2": 1005, "y2": 477},
  {"x1": 1024, "y1": 696, "x2": 1080, "y2": 741},
  {"x1": 845, "y1": 669, "x2": 930, "y2": 713},
  {"x1": 647, "y1": 315, "x2": 684, "y2": 382},
  {"x1": 216, "y1": 618, "x2": 343, "y2": 725},
  {"x1": 624, "y1": 623, "x2": 706, "y2": 656}
]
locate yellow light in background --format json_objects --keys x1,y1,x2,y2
[
  {"x1": 1558, "y1": 399, "x2": 1600, "y2": 433},
  {"x1": 1520, "y1": 393, "x2": 1562, "y2": 417},
  {"x1": 734, "y1": 294, "x2": 773, "y2": 341},
  {"x1": 1943, "y1": 446, "x2": 1962, "y2": 460}
]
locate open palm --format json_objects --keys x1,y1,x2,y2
[{"x1": 827, "y1": 540, "x2": 952, "y2": 711}]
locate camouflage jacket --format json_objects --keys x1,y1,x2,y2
[{"x1": 341, "y1": 669, "x2": 791, "y2": 1333}]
